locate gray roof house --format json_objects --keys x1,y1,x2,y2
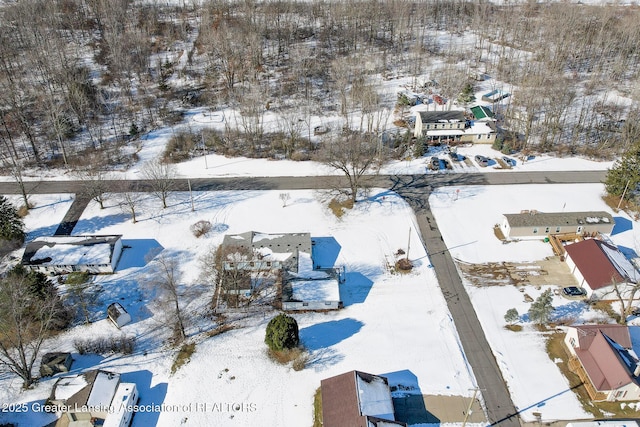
[
  {"x1": 500, "y1": 211, "x2": 614, "y2": 239},
  {"x1": 219, "y1": 231, "x2": 342, "y2": 310},
  {"x1": 22, "y1": 235, "x2": 123, "y2": 275},
  {"x1": 413, "y1": 110, "x2": 496, "y2": 144}
]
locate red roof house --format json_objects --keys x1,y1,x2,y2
[
  {"x1": 564, "y1": 325, "x2": 640, "y2": 401},
  {"x1": 564, "y1": 239, "x2": 639, "y2": 298}
]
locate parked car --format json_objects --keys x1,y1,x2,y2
[
  {"x1": 474, "y1": 155, "x2": 489, "y2": 166},
  {"x1": 430, "y1": 156, "x2": 440, "y2": 170},
  {"x1": 562, "y1": 286, "x2": 587, "y2": 299},
  {"x1": 502, "y1": 156, "x2": 515, "y2": 166}
]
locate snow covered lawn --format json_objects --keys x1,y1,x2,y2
[{"x1": 0, "y1": 188, "x2": 476, "y2": 427}]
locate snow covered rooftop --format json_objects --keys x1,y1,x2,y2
[
  {"x1": 86, "y1": 371, "x2": 120, "y2": 408},
  {"x1": 290, "y1": 278, "x2": 340, "y2": 302},
  {"x1": 22, "y1": 235, "x2": 122, "y2": 267},
  {"x1": 356, "y1": 372, "x2": 396, "y2": 420}
]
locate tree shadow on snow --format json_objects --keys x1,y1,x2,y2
[
  {"x1": 300, "y1": 318, "x2": 364, "y2": 351},
  {"x1": 383, "y1": 369, "x2": 439, "y2": 425},
  {"x1": 71, "y1": 213, "x2": 131, "y2": 234},
  {"x1": 339, "y1": 272, "x2": 374, "y2": 306},
  {"x1": 311, "y1": 237, "x2": 341, "y2": 268},
  {"x1": 611, "y1": 216, "x2": 633, "y2": 235}
]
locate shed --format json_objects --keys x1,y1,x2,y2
[
  {"x1": 107, "y1": 302, "x2": 132, "y2": 328},
  {"x1": 40, "y1": 352, "x2": 73, "y2": 377}
]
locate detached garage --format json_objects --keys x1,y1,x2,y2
[{"x1": 564, "y1": 239, "x2": 640, "y2": 299}]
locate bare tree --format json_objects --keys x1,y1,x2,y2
[
  {"x1": 0, "y1": 273, "x2": 64, "y2": 388},
  {"x1": 116, "y1": 180, "x2": 144, "y2": 223},
  {"x1": 602, "y1": 276, "x2": 640, "y2": 324},
  {"x1": 141, "y1": 158, "x2": 176, "y2": 209},
  {"x1": 75, "y1": 167, "x2": 112, "y2": 209},
  {"x1": 144, "y1": 253, "x2": 187, "y2": 343},
  {"x1": 319, "y1": 132, "x2": 382, "y2": 204}
]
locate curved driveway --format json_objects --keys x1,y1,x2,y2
[{"x1": 0, "y1": 170, "x2": 607, "y2": 426}]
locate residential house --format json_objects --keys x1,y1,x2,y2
[
  {"x1": 413, "y1": 111, "x2": 466, "y2": 142},
  {"x1": 219, "y1": 232, "x2": 343, "y2": 310},
  {"x1": 22, "y1": 235, "x2": 123, "y2": 275},
  {"x1": 500, "y1": 211, "x2": 614, "y2": 240},
  {"x1": 413, "y1": 110, "x2": 496, "y2": 144},
  {"x1": 321, "y1": 370, "x2": 407, "y2": 427},
  {"x1": 48, "y1": 370, "x2": 138, "y2": 427},
  {"x1": 564, "y1": 325, "x2": 640, "y2": 401},
  {"x1": 281, "y1": 252, "x2": 342, "y2": 311},
  {"x1": 564, "y1": 239, "x2": 639, "y2": 299}
]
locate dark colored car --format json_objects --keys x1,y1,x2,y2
[{"x1": 562, "y1": 286, "x2": 587, "y2": 298}]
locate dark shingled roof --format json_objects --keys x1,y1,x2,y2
[
  {"x1": 503, "y1": 211, "x2": 613, "y2": 229},
  {"x1": 417, "y1": 111, "x2": 465, "y2": 123}
]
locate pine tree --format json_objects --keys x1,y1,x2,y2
[
  {"x1": 605, "y1": 140, "x2": 640, "y2": 200},
  {"x1": 0, "y1": 196, "x2": 25, "y2": 245},
  {"x1": 265, "y1": 313, "x2": 299, "y2": 351},
  {"x1": 528, "y1": 289, "x2": 554, "y2": 324},
  {"x1": 504, "y1": 308, "x2": 520, "y2": 324}
]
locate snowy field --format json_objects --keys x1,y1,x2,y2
[
  {"x1": 0, "y1": 188, "x2": 477, "y2": 427},
  {"x1": 430, "y1": 183, "x2": 640, "y2": 422}
]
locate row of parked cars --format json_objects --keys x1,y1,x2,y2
[{"x1": 474, "y1": 154, "x2": 516, "y2": 167}]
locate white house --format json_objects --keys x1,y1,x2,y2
[{"x1": 22, "y1": 235, "x2": 123, "y2": 275}]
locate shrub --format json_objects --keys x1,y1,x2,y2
[
  {"x1": 190, "y1": 220, "x2": 212, "y2": 238},
  {"x1": 504, "y1": 308, "x2": 519, "y2": 324},
  {"x1": 265, "y1": 313, "x2": 299, "y2": 352},
  {"x1": 74, "y1": 335, "x2": 135, "y2": 355}
]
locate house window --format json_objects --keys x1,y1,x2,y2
[
  {"x1": 302, "y1": 303, "x2": 309, "y2": 307},
  {"x1": 570, "y1": 338, "x2": 576, "y2": 348},
  {"x1": 533, "y1": 228, "x2": 538, "y2": 234}
]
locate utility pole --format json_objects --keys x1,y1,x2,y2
[
  {"x1": 617, "y1": 179, "x2": 631, "y2": 210},
  {"x1": 462, "y1": 387, "x2": 482, "y2": 427}
]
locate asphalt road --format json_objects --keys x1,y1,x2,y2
[{"x1": 0, "y1": 169, "x2": 607, "y2": 426}]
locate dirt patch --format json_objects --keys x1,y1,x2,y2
[{"x1": 457, "y1": 256, "x2": 578, "y2": 288}]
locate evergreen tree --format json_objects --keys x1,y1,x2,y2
[
  {"x1": 528, "y1": 289, "x2": 554, "y2": 324},
  {"x1": 265, "y1": 313, "x2": 299, "y2": 351},
  {"x1": 0, "y1": 196, "x2": 25, "y2": 249},
  {"x1": 605, "y1": 140, "x2": 640, "y2": 200},
  {"x1": 504, "y1": 308, "x2": 520, "y2": 324}
]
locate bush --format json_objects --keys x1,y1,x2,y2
[
  {"x1": 504, "y1": 308, "x2": 519, "y2": 324},
  {"x1": 74, "y1": 335, "x2": 135, "y2": 355},
  {"x1": 265, "y1": 313, "x2": 299, "y2": 352},
  {"x1": 190, "y1": 220, "x2": 212, "y2": 238}
]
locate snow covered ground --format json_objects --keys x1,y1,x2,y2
[
  {"x1": 430, "y1": 184, "x2": 640, "y2": 422},
  {"x1": 0, "y1": 100, "x2": 632, "y2": 427},
  {"x1": 0, "y1": 187, "x2": 477, "y2": 427}
]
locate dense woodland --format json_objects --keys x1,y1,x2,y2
[{"x1": 1, "y1": 0, "x2": 640, "y2": 171}]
